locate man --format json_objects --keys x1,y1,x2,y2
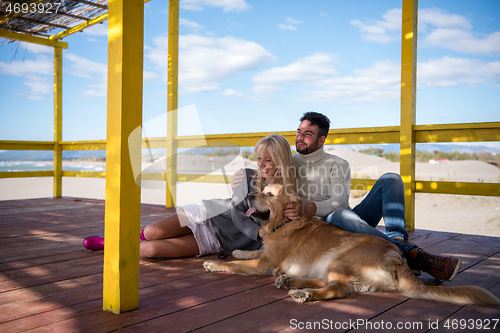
[
  {"x1": 232, "y1": 112, "x2": 462, "y2": 281},
  {"x1": 285, "y1": 111, "x2": 462, "y2": 281}
]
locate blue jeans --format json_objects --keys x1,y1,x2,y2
[{"x1": 324, "y1": 173, "x2": 417, "y2": 257}]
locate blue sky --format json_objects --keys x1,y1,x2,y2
[{"x1": 0, "y1": 0, "x2": 499, "y2": 143}]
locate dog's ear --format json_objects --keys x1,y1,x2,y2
[{"x1": 288, "y1": 194, "x2": 304, "y2": 217}]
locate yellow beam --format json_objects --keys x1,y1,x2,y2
[
  {"x1": 49, "y1": 13, "x2": 109, "y2": 41},
  {"x1": 415, "y1": 122, "x2": 500, "y2": 143},
  {"x1": 176, "y1": 126, "x2": 401, "y2": 149},
  {"x1": 416, "y1": 181, "x2": 500, "y2": 197},
  {"x1": 0, "y1": 28, "x2": 68, "y2": 49},
  {"x1": 177, "y1": 173, "x2": 230, "y2": 183},
  {"x1": 0, "y1": 171, "x2": 53, "y2": 178},
  {"x1": 325, "y1": 129, "x2": 400, "y2": 145},
  {"x1": 400, "y1": 0, "x2": 418, "y2": 231},
  {"x1": 49, "y1": 0, "x2": 152, "y2": 41},
  {"x1": 62, "y1": 140, "x2": 106, "y2": 150},
  {"x1": 62, "y1": 171, "x2": 106, "y2": 178},
  {"x1": 0, "y1": 141, "x2": 54, "y2": 150},
  {"x1": 53, "y1": 47, "x2": 63, "y2": 198},
  {"x1": 166, "y1": 0, "x2": 179, "y2": 208},
  {"x1": 102, "y1": 0, "x2": 144, "y2": 314}
]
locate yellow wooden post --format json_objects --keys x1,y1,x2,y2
[
  {"x1": 0, "y1": 29, "x2": 68, "y2": 49},
  {"x1": 400, "y1": 0, "x2": 418, "y2": 231},
  {"x1": 103, "y1": 0, "x2": 144, "y2": 314},
  {"x1": 53, "y1": 47, "x2": 63, "y2": 198},
  {"x1": 166, "y1": 0, "x2": 179, "y2": 208}
]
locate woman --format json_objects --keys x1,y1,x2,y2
[{"x1": 84, "y1": 133, "x2": 296, "y2": 258}]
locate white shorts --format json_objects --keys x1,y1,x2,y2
[{"x1": 177, "y1": 202, "x2": 221, "y2": 257}]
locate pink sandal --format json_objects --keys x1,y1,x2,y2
[
  {"x1": 83, "y1": 236, "x2": 104, "y2": 251},
  {"x1": 140, "y1": 225, "x2": 148, "y2": 241}
]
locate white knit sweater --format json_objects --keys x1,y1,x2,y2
[{"x1": 293, "y1": 146, "x2": 351, "y2": 217}]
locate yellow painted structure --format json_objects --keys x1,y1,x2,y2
[
  {"x1": 400, "y1": 0, "x2": 418, "y2": 230},
  {"x1": 101, "y1": 0, "x2": 144, "y2": 313},
  {"x1": 166, "y1": 0, "x2": 180, "y2": 208},
  {"x1": 0, "y1": 28, "x2": 68, "y2": 49},
  {"x1": 1, "y1": 0, "x2": 500, "y2": 313},
  {"x1": 53, "y1": 47, "x2": 63, "y2": 198}
]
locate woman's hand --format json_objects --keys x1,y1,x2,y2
[{"x1": 231, "y1": 168, "x2": 245, "y2": 191}]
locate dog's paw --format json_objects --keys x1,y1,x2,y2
[
  {"x1": 203, "y1": 260, "x2": 219, "y2": 272},
  {"x1": 288, "y1": 289, "x2": 312, "y2": 303},
  {"x1": 232, "y1": 250, "x2": 248, "y2": 259},
  {"x1": 276, "y1": 275, "x2": 292, "y2": 289}
]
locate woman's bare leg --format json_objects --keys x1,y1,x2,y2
[
  {"x1": 140, "y1": 234, "x2": 199, "y2": 258},
  {"x1": 142, "y1": 210, "x2": 192, "y2": 240}
]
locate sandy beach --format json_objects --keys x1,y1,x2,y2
[{"x1": 1, "y1": 150, "x2": 499, "y2": 237}]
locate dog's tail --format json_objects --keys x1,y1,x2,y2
[{"x1": 396, "y1": 265, "x2": 500, "y2": 305}]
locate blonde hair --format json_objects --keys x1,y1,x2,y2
[{"x1": 252, "y1": 134, "x2": 296, "y2": 193}]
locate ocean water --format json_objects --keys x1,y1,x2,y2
[{"x1": 0, "y1": 161, "x2": 105, "y2": 172}]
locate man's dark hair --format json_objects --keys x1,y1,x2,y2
[{"x1": 300, "y1": 112, "x2": 330, "y2": 138}]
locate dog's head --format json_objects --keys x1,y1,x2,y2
[{"x1": 249, "y1": 184, "x2": 304, "y2": 235}]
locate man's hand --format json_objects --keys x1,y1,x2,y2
[
  {"x1": 284, "y1": 200, "x2": 317, "y2": 220},
  {"x1": 231, "y1": 168, "x2": 245, "y2": 191},
  {"x1": 284, "y1": 203, "x2": 300, "y2": 220}
]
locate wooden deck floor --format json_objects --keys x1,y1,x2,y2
[{"x1": 0, "y1": 198, "x2": 499, "y2": 333}]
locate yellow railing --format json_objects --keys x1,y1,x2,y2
[
  {"x1": 2, "y1": 121, "x2": 499, "y2": 197},
  {"x1": 2, "y1": 0, "x2": 499, "y2": 314}
]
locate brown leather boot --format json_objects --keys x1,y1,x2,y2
[
  {"x1": 407, "y1": 248, "x2": 462, "y2": 282},
  {"x1": 393, "y1": 238, "x2": 421, "y2": 276}
]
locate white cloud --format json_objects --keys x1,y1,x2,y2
[
  {"x1": 419, "y1": 8, "x2": 500, "y2": 55},
  {"x1": 419, "y1": 8, "x2": 472, "y2": 30},
  {"x1": 350, "y1": 8, "x2": 402, "y2": 44},
  {"x1": 286, "y1": 17, "x2": 302, "y2": 25},
  {"x1": 418, "y1": 57, "x2": 500, "y2": 87},
  {"x1": 221, "y1": 89, "x2": 243, "y2": 97},
  {"x1": 65, "y1": 53, "x2": 108, "y2": 97},
  {"x1": 278, "y1": 24, "x2": 297, "y2": 31},
  {"x1": 351, "y1": 7, "x2": 500, "y2": 55},
  {"x1": 180, "y1": 0, "x2": 250, "y2": 12},
  {"x1": 25, "y1": 43, "x2": 53, "y2": 54},
  {"x1": 64, "y1": 53, "x2": 160, "y2": 97},
  {"x1": 83, "y1": 23, "x2": 108, "y2": 36},
  {"x1": 252, "y1": 53, "x2": 500, "y2": 104},
  {"x1": 0, "y1": 56, "x2": 52, "y2": 77},
  {"x1": 65, "y1": 53, "x2": 107, "y2": 79},
  {"x1": 143, "y1": 70, "x2": 161, "y2": 82},
  {"x1": 252, "y1": 53, "x2": 337, "y2": 95},
  {"x1": 179, "y1": 18, "x2": 205, "y2": 31},
  {"x1": 278, "y1": 17, "x2": 302, "y2": 31},
  {"x1": 425, "y1": 29, "x2": 500, "y2": 55},
  {"x1": 301, "y1": 60, "x2": 401, "y2": 104},
  {"x1": 0, "y1": 55, "x2": 52, "y2": 99},
  {"x1": 146, "y1": 34, "x2": 275, "y2": 93},
  {"x1": 304, "y1": 57, "x2": 500, "y2": 103},
  {"x1": 23, "y1": 75, "x2": 52, "y2": 97}
]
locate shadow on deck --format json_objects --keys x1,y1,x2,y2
[{"x1": 0, "y1": 198, "x2": 499, "y2": 332}]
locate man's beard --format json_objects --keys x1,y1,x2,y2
[{"x1": 296, "y1": 141, "x2": 319, "y2": 155}]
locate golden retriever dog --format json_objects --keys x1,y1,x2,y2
[{"x1": 203, "y1": 184, "x2": 499, "y2": 305}]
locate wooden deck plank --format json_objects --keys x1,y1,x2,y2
[
  {"x1": 0, "y1": 267, "x2": 233, "y2": 332},
  {"x1": 0, "y1": 198, "x2": 498, "y2": 333},
  {"x1": 188, "y1": 286, "x2": 410, "y2": 333},
  {"x1": 350, "y1": 253, "x2": 500, "y2": 333},
  {"x1": 16, "y1": 274, "x2": 277, "y2": 333},
  {"x1": 442, "y1": 282, "x2": 500, "y2": 333}
]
